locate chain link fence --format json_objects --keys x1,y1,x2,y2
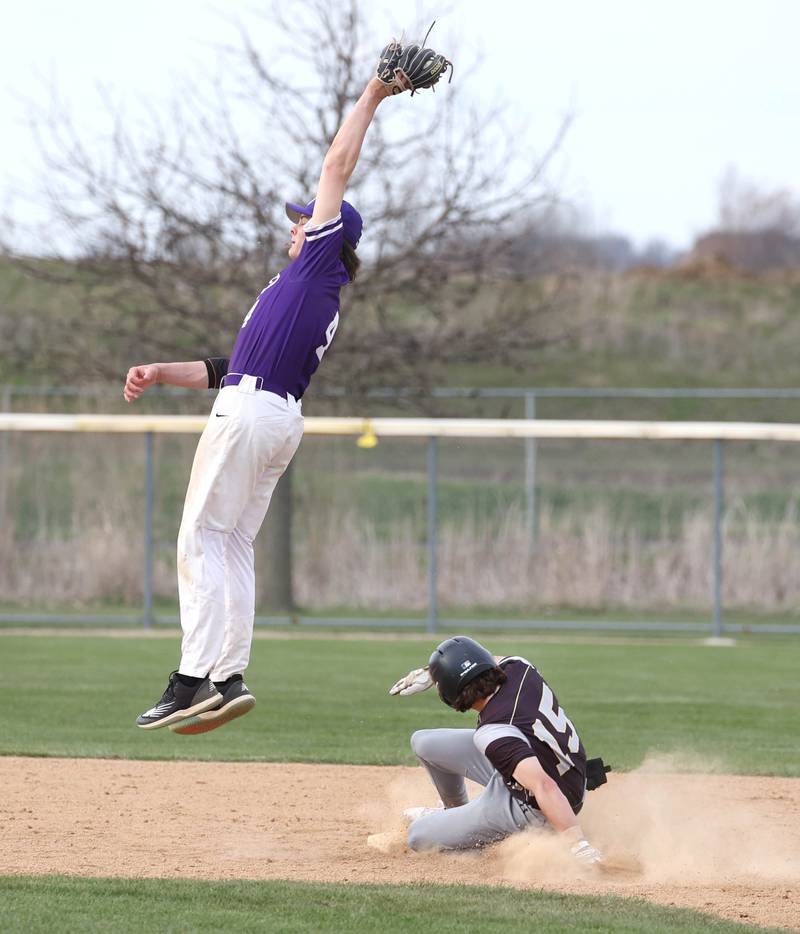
[{"x1": 3, "y1": 399, "x2": 800, "y2": 635}]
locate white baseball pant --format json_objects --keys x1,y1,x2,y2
[{"x1": 176, "y1": 376, "x2": 304, "y2": 681}]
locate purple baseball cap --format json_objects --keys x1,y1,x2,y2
[{"x1": 285, "y1": 198, "x2": 363, "y2": 249}]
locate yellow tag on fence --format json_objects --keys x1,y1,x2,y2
[{"x1": 357, "y1": 420, "x2": 378, "y2": 449}]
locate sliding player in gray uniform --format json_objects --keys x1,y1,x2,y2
[
  {"x1": 123, "y1": 49, "x2": 429, "y2": 734},
  {"x1": 389, "y1": 637, "x2": 609, "y2": 864}
]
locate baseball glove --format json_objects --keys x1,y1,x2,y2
[
  {"x1": 376, "y1": 27, "x2": 453, "y2": 95},
  {"x1": 376, "y1": 39, "x2": 404, "y2": 89}
]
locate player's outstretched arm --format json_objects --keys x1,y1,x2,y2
[
  {"x1": 512, "y1": 757, "x2": 603, "y2": 865},
  {"x1": 309, "y1": 33, "x2": 451, "y2": 228},
  {"x1": 309, "y1": 77, "x2": 395, "y2": 229},
  {"x1": 391, "y1": 648, "x2": 500, "y2": 696},
  {"x1": 123, "y1": 361, "x2": 209, "y2": 403}
]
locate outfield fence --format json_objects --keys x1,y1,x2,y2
[
  {"x1": 6, "y1": 384, "x2": 800, "y2": 543},
  {"x1": 3, "y1": 413, "x2": 800, "y2": 635}
]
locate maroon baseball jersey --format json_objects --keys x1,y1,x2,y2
[
  {"x1": 474, "y1": 657, "x2": 587, "y2": 811},
  {"x1": 227, "y1": 213, "x2": 349, "y2": 399}
]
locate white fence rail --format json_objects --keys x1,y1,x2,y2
[
  {"x1": 3, "y1": 414, "x2": 800, "y2": 634},
  {"x1": 6, "y1": 412, "x2": 800, "y2": 441}
]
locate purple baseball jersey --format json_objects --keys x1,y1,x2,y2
[
  {"x1": 228, "y1": 213, "x2": 349, "y2": 399},
  {"x1": 474, "y1": 657, "x2": 587, "y2": 811}
]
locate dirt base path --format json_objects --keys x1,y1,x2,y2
[{"x1": 2, "y1": 758, "x2": 798, "y2": 930}]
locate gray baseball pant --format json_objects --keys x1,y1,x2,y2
[{"x1": 407, "y1": 728, "x2": 547, "y2": 851}]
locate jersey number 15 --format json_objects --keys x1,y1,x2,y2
[{"x1": 533, "y1": 684, "x2": 581, "y2": 777}]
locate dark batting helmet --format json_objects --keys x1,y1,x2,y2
[{"x1": 428, "y1": 636, "x2": 497, "y2": 707}]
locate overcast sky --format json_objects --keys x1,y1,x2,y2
[{"x1": 1, "y1": 0, "x2": 798, "y2": 250}]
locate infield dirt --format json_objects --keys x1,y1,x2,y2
[{"x1": 2, "y1": 757, "x2": 798, "y2": 930}]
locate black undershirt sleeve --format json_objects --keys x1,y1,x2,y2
[
  {"x1": 204, "y1": 357, "x2": 229, "y2": 389},
  {"x1": 484, "y1": 737, "x2": 536, "y2": 784}
]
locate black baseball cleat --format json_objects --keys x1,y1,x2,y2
[
  {"x1": 169, "y1": 674, "x2": 256, "y2": 736},
  {"x1": 136, "y1": 672, "x2": 222, "y2": 730}
]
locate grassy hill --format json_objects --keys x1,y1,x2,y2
[{"x1": 4, "y1": 256, "x2": 800, "y2": 419}]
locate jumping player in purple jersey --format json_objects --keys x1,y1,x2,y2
[
  {"x1": 389, "y1": 637, "x2": 610, "y2": 865},
  {"x1": 122, "y1": 42, "x2": 435, "y2": 734}
]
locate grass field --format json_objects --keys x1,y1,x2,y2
[
  {"x1": 3, "y1": 631, "x2": 800, "y2": 931},
  {"x1": 1, "y1": 876, "x2": 781, "y2": 933},
  {"x1": 5, "y1": 599, "x2": 799, "y2": 627},
  {"x1": 3, "y1": 634, "x2": 799, "y2": 774}
]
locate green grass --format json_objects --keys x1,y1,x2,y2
[
  {"x1": 0, "y1": 877, "x2": 779, "y2": 933},
  {"x1": 1, "y1": 635, "x2": 798, "y2": 774},
  {"x1": 2, "y1": 600, "x2": 798, "y2": 629}
]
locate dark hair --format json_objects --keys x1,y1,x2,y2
[
  {"x1": 341, "y1": 240, "x2": 361, "y2": 282},
  {"x1": 447, "y1": 667, "x2": 508, "y2": 713}
]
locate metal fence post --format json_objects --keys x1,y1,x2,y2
[
  {"x1": 712, "y1": 439, "x2": 725, "y2": 638},
  {"x1": 144, "y1": 432, "x2": 155, "y2": 629},
  {"x1": 524, "y1": 391, "x2": 537, "y2": 540},
  {"x1": 261, "y1": 461, "x2": 294, "y2": 614},
  {"x1": 427, "y1": 436, "x2": 439, "y2": 634},
  {"x1": 0, "y1": 386, "x2": 10, "y2": 531}
]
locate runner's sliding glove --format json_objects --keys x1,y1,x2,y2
[
  {"x1": 571, "y1": 839, "x2": 605, "y2": 866},
  {"x1": 388, "y1": 667, "x2": 434, "y2": 696}
]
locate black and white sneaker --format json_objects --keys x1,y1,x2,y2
[
  {"x1": 136, "y1": 672, "x2": 222, "y2": 730},
  {"x1": 170, "y1": 674, "x2": 256, "y2": 735}
]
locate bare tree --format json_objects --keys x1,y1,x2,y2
[
  {"x1": 5, "y1": 0, "x2": 572, "y2": 409},
  {"x1": 717, "y1": 166, "x2": 800, "y2": 236},
  {"x1": 687, "y1": 167, "x2": 800, "y2": 273}
]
